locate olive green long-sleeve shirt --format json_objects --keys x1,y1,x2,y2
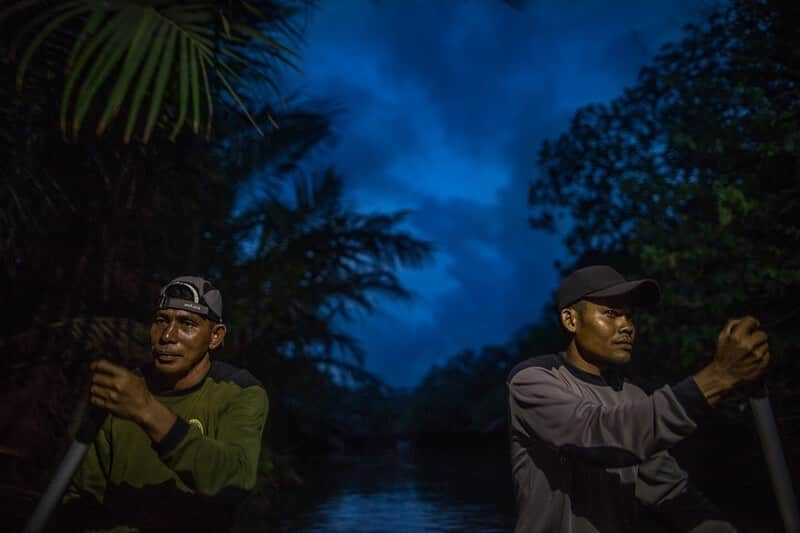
[{"x1": 56, "y1": 361, "x2": 268, "y2": 533}]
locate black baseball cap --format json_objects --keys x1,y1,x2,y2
[
  {"x1": 556, "y1": 265, "x2": 660, "y2": 310},
  {"x1": 156, "y1": 276, "x2": 223, "y2": 322}
]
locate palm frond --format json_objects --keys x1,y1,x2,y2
[
  {"x1": 3, "y1": 0, "x2": 303, "y2": 143},
  {"x1": 226, "y1": 170, "x2": 433, "y2": 366}
]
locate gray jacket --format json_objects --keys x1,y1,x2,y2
[{"x1": 507, "y1": 353, "x2": 736, "y2": 533}]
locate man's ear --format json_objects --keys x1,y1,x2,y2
[
  {"x1": 209, "y1": 323, "x2": 227, "y2": 350},
  {"x1": 560, "y1": 307, "x2": 578, "y2": 334}
]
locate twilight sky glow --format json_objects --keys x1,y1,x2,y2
[{"x1": 284, "y1": 0, "x2": 707, "y2": 387}]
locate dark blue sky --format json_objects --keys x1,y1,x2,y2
[{"x1": 285, "y1": 0, "x2": 705, "y2": 388}]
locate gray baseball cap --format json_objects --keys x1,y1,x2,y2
[{"x1": 156, "y1": 276, "x2": 223, "y2": 322}]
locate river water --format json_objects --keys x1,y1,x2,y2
[
  {"x1": 232, "y1": 443, "x2": 786, "y2": 533},
  {"x1": 238, "y1": 448, "x2": 517, "y2": 532}
]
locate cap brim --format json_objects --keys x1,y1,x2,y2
[{"x1": 584, "y1": 279, "x2": 660, "y2": 307}]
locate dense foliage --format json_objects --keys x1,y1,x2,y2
[{"x1": 530, "y1": 0, "x2": 800, "y2": 410}]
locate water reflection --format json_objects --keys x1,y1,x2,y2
[
  {"x1": 251, "y1": 449, "x2": 516, "y2": 532},
  {"x1": 304, "y1": 488, "x2": 505, "y2": 532}
]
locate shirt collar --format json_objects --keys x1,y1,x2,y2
[{"x1": 559, "y1": 352, "x2": 625, "y2": 391}]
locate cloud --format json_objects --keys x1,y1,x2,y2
[{"x1": 291, "y1": 0, "x2": 707, "y2": 386}]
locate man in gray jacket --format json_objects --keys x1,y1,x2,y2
[{"x1": 508, "y1": 265, "x2": 770, "y2": 532}]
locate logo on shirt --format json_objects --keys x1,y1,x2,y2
[{"x1": 188, "y1": 418, "x2": 205, "y2": 435}]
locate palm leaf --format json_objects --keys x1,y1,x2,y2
[
  {"x1": 59, "y1": 7, "x2": 114, "y2": 132},
  {"x1": 71, "y1": 9, "x2": 139, "y2": 137},
  {"x1": 196, "y1": 45, "x2": 215, "y2": 139},
  {"x1": 189, "y1": 34, "x2": 202, "y2": 134},
  {"x1": 5, "y1": 0, "x2": 303, "y2": 143},
  {"x1": 13, "y1": 3, "x2": 86, "y2": 90},
  {"x1": 169, "y1": 33, "x2": 190, "y2": 141},
  {"x1": 142, "y1": 24, "x2": 178, "y2": 143},
  {"x1": 96, "y1": 8, "x2": 156, "y2": 135},
  {"x1": 64, "y1": 6, "x2": 105, "y2": 70},
  {"x1": 122, "y1": 18, "x2": 170, "y2": 143}
]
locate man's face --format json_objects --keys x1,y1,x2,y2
[
  {"x1": 567, "y1": 298, "x2": 636, "y2": 366},
  {"x1": 150, "y1": 308, "x2": 222, "y2": 376}
]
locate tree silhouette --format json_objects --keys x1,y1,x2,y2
[{"x1": 530, "y1": 0, "x2": 800, "y2": 399}]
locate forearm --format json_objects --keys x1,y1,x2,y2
[
  {"x1": 156, "y1": 420, "x2": 258, "y2": 496},
  {"x1": 510, "y1": 372, "x2": 706, "y2": 465},
  {"x1": 131, "y1": 396, "x2": 253, "y2": 495},
  {"x1": 152, "y1": 387, "x2": 268, "y2": 498},
  {"x1": 693, "y1": 362, "x2": 737, "y2": 406},
  {"x1": 136, "y1": 397, "x2": 178, "y2": 444}
]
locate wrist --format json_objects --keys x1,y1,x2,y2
[
  {"x1": 133, "y1": 392, "x2": 156, "y2": 428},
  {"x1": 135, "y1": 396, "x2": 177, "y2": 443},
  {"x1": 693, "y1": 362, "x2": 737, "y2": 405}
]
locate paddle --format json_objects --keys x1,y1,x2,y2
[{"x1": 21, "y1": 404, "x2": 107, "y2": 533}]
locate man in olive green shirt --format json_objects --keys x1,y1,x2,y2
[{"x1": 56, "y1": 276, "x2": 268, "y2": 532}]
